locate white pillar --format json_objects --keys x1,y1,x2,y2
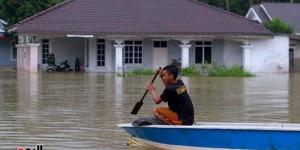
[
  {"x1": 179, "y1": 40, "x2": 191, "y2": 68},
  {"x1": 28, "y1": 44, "x2": 40, "y2": 72},
  {"x1": 241, "y1": 44, "x2": 253, "y2": 72},
  {"x1": 113, "y1": 40, "x2": 124, "y2": 73}
]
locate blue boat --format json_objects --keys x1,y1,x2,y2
[{"x1": 119, "y1": 122, "x2": 300, "y2": 150}]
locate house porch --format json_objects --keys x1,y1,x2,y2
[{"x1": 16, "y1": 35, "x2": 289, "y2": 73}]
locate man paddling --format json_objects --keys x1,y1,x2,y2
[{"x1": 146, "y1": 64, "x2": 194, "y2": 125}]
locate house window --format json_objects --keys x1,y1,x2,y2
[
  {"x1": 11, "y1": 41, "x2": 17, "y2": 60},
  {"x1": 153, "y1": 41, "x2": 167, "y2": 48},
  {"x1": 42, "y1": 39, "x2": 50, "y2": 64},
  {"x1": 124, "y1": 41, "x2": 142, "y2": 64},
  {"x1": 195, "y1": 41, "x2": 212, "y2": 64},
  {"x1": 96, "y1": 39, "x2": 105, "y2": 66}
]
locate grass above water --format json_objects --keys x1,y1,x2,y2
[
  {"x1": 119, "y1": 65, "x2": 254, "y2": 77},
  {"x1": 118, "y1": 69, "x2": 154, "y2": 77},
  {"x1": 181, "y1": 65, "x2": 254, "y2": 77}
]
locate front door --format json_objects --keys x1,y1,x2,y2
[{"x1": 153, "y1": 48, "x2": 168, "y2": 69}]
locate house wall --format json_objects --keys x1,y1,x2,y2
[
  {"x1": 122, "y1": 39, "x2": 229, "y2": 72},
  {"x1": 87, "y1": 38, "x2": 171, "y2": 72},
  {"x1": 295, "y1": 40, "x2": 300, "y2": 72},
  {"x1": 92, "y1": 39, "x2": 182, "y2": 72},
  {"x1": 189, "y1": 39, "x2": 225, "y2": 66},
  {"x1": 51, "y1": 37, "x2": 85, "y2": 69},
  {"x1": 0, "y1": 39, "x2": 16, "y2": 67},
  {"x1": 43, "y1": 36, "x2": 289, "y2": 73},
  {"x1": 88, "y1": 39, "x2": 113, "y2": 72},
  {"x1": 211, "y1": 39, "x2": 224, "y2": 66},
  {"x1": 123, "y1": 39, "x2": 153, "y2": 72},
  {"x1": 250, "y1": 36, "x2": 289, "y2": 73},
  {"x1": 87, "y1": 39, "x2": 242, "y2": 72},
  {"x1": 168, "y1": 40, "x2": 181, "y2": 65},
  {"x1": 223, "y1": 40, "x2": 243, "y2": 67}
]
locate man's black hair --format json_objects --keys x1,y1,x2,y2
[{"x1": 163, "y1": 64, "x2": 179, "y2": 79}]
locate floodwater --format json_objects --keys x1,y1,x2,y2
[{"x1": 0, "y1": 70, "x2": 299, "y2": 150}]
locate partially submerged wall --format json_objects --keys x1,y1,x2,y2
[
  {"x1": 294, "y1": 40, "x2": 300, "y2": 72},
  {"x1": 250, "y1": 36, "x2": 289, "y2": 73}
]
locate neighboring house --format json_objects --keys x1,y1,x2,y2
[
  {"x1": 14, "y1": 0, "x2": 289, "y2": 73},
  {"x1": 246, "y1": 2, "x2": 300, "y2": 72},
  {"x1": 0, "y1": 19, "x2": 6, "y2": 34},
  {"x1": 0, "y1": 19, "x2": 17, "y2": 67}
]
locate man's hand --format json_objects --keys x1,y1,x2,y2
[
  {"x1": 146, "y1": 80, "x2": 156, "y2": 91},
  {"x1": 146, "y1": 80, "x2": 161, "y2": 104}
]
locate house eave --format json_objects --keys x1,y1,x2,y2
[
  {"x1": 0, "y1": 19, "x2": 7, "y2": 25},
  {"x1": 260, "y1": 4, "x2": 272, "y2": 20},
  {"x1": 7, "y1": 26, "x2": 17, "y2": 33},
  {"x1": 18, "y1": 32, "x2": 273, "y2": 41}
]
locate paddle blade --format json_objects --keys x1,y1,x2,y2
[{"x1": 131, "y1": 101, "x2": 143, "y2": 115}]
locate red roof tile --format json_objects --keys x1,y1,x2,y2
[{"x1": 17, "y1": 0, "x2": 272, "y2": 36}]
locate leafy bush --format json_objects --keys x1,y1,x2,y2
[
  {"x1": 181, "y1": 66, "x2": 200, "y2": 76},
  {"x1": 264, "y1": 18, "x2": 294, "y2": 34},
  {"x1": 180, "y1": 65, "x2": 254, "y2": 77},
  {"x1": 131, "y1": 69, "x2": 154, "y2": 75},
  {"x1": 118, "y1": 66, "x2": 254, "y2": 77},
  {"x1": 118, "y1": 69, "x2": 154, "y2": 77},
  {"x1": 208, "y1": 65, "x2": 254, "y2": 77}
]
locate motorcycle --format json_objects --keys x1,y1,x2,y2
[{"x1": 46, "y1": 60, "x2": 73, "y2": 72}]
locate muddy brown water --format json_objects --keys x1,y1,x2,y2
[{"x1": 0, "y1": 71, "x2": 299, "y2": 149}]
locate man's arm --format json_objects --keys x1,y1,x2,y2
[{"x1": 146, "y1": 81, "x2": 162, "y2": 104}]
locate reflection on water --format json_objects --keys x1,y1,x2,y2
[{"x1": 0, "y1": 71, "x2": 300, "y2": 149}]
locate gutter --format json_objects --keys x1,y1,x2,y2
[{"x1": 18, "y1": 34, "x2": 274, "y2": 42}]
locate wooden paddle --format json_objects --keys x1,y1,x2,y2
[{"x1": 131, "y1": 67, "x2": 161, "y2": 115}]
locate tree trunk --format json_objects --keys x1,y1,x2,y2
[
  {"x1": 249, "y1": 0, "x2": 253, "y2": 5},
  {"x1": 290, "y1": 0, "x2": 293, "y2": 3},
  {"x1": 226, "y1": 0, "x2": 230, "y2": 11}
]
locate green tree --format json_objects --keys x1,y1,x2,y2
[
  {"x1": 264, "y1": 18, "x2": 294, "y2": 34},
  {"x1": 0, "y1": 0, "x2": 64, "y2": 26},
  {"x1": 199, "y1": 0, "x2": 300, "y2": 15},
  {"x1": 229, "y1": 0, "x2": 251, "y2": 15},
  {"x1": 199, "y1": 0, "x2": 251, "y2": 15},
  {"x1": 225, "y1": 0, "x2": 230, "y2": 11}
]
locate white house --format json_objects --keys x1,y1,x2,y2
[
  {"x1": 14, "y1": 0, "x2": 289, "y2": 73},
  {"x1": 246, "y1": 2, "x2": 300, "y2": 72}
]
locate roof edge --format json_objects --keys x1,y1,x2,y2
[
  {"x1": 246, "y1": 7, "x2": 262, "y2": 23},
  {"x1": 17, "y1": 32, "x2": 274, "y2": 39},
  {"x1": 259, "y1": 4, "x2": 272, "y2": 20},
  {"x1": 16, "y1": 0, "x2": 74, "y2": 27},
  {"x1": 245, "y1": 7, "x2": 252, "y2": 18},
  {"x1": 0, "y1": 19, "x2": 7, "y2": 25}
]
